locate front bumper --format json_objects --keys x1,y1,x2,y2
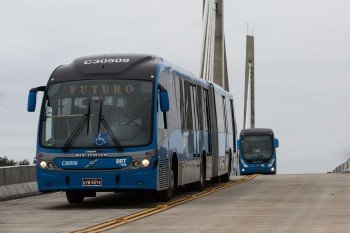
[
  {"x1": 36, "y1": 163, "x2": 158, "y2": 192},
  {"x1": 240, "y1": 163, "x2": 276, "y2": 175}
]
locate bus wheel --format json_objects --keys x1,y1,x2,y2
[
  {"x1": 221, "y1": 171, "x2": 230, "y2": 182},
  {"x1": 66, "y1": 190, "x2": 84, "y2": 204},
  {"x1": 193, "y1": 156, "x2": 205, "y2": 191},
  {"x1": 156, "y1": 170, "x2": 174, "y2": 202},
  {"x1": 211, "y1": 176, "x2": 220, "y2": 183}
]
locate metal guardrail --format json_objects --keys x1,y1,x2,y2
[
  {"x1": 332, "y1": 159, "x2": 350, "y2": 173},
  {"x1": 0, "y1": 165, "x2": 36, "y2": 186}
]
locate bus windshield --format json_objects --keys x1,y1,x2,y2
[
  {"x1": 241, "y1": 135, "x2": 273, "y2": 163},
  {"x1": 40, "y1": 79, "x2": 153, "y2": 149}
]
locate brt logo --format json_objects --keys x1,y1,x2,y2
[{"x1": 116, "y1": 159, "x2": 127, "y2": 167}]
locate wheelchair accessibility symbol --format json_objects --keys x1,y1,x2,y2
[{"x1": 94, "y1": 133, "x2": 108, "y2": 146}]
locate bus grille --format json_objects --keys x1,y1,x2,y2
[{"x1": 158, "y1": 158, "x2": 170, "y2": 190}]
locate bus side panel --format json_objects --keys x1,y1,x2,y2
[
  {"x1": 198, "y1": 130, "x2": 210, "y2": 179},
  {"x1": 214, "y1": 91, "x2": 230, "y2": 177},
  {"x1": 159, "y1": 129, "x2": 202, "y2": 187},
  {"x1": 217, "y1": 132, "x2": 228, "y2": 176},
  {"x1": 227, "y1": 132, "x2": 234, "y2": 171},
  {"x1": 167, "y1": 130, "x2": 184, "y2": 186},
  {"x1": 157, "y1": 68, "x2": 202, "y2": 187}
]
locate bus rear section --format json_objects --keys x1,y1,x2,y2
[{"x1": 237, "y1": 128, "x2": 279, "y2": 175}]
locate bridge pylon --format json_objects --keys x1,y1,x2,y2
[
  {"x1": 243, "y1": 35, "x2": 255, "y2": 129},
  {"x1": 199, "y1": 0, "x2": 229, "y2": 92}
]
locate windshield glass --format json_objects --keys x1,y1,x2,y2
[
  {"x1": 40, "y1": 80, "x2": 153, "y2": 148},
  {"x1": 241, "y1": 135, "x2": 273, "y2": 163}
]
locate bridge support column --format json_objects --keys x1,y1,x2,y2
[
  {"x1": 243, "y1": 35, "x2": 255, "y2": 129},
  {"x1": 200, "y1": 0, "x2": 229, "y2": 92}
]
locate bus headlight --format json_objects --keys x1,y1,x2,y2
[
  {"x1": 39, "y1": 161, "x2": 47, "y2": 169},
  {"x1": 141, "y1": 159, "x2": 150, "y2": 167},
  {"x1": 271, "y1": 167, "x2": 275, "y2": 171},
  {"x1": 240, "y1": 159, "x2": 248, "y2": 168}
]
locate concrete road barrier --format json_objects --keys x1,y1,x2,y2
[
  {"x1": 0, "y1": 165, "x2": 39, "y2": 201},
  {"x1": 332, "y1": 159, "x2": 350, "y2": 173}
]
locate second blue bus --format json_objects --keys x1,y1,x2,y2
[{"x1": 237, "y1": 128, "x2": 279, "y2": 175}]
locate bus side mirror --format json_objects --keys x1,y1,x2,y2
[
  {"x1": 237, "y1": 139, "x2": 241, "y2": 149},
  {"x1": 27, "y1": 86, "x2": 45, "y2": 112},
  {"x1": 274, "y1": 138, "x2": 279, "y2": 148},
  {"x1": 159, "y1": 84, "x2": 169, "y2": 112},
  {"x1": 27, "y1": 91, "x2": 37, "y2": 112}
]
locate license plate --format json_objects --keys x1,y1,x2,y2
[{"x1": 82, "y1": 178, "x2": 102, "y2": 186}]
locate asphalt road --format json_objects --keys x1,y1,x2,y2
[{"x1": 0, "y1": 174, "x2": 349, "y2": 233}]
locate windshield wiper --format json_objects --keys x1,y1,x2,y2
[
  {"x1": 62, "y1": 99, "x2": 91, "y2": 152},
  {"x1": 97, "y1": 98, "x2": 124, "y2": 151}
]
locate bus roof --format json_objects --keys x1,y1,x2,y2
[
  {"x1": 240, "y1": 128, "x2": 274, "y2": 136},
  {"x1": 47, "y1": 54, "x2": 161, "y2": 85},
  {"x1": 47, "y1": 53, "x2": 233, "y2": 99}
]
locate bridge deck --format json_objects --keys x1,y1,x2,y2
[{"x1": 0, "y1": 174, "x2": 348, "y2": 232}]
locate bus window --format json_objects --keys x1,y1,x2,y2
[
  {"x1": 45, "y1": 105, "x2": 53, "y2": 141},
  {"x1": 215, "y1": 93, "x2": 225, "y2": 133},
  {"x1": 197, "y1": 86, "x2": 203, "y2": 131},
  {"x1": 190, "y1": 85, "x2": 198, "y2": 130},
  {"x1": 222, "y1": 96, "x2": 227, "y2": 133},
  {"x1": 230, "y1": 100, "x2": 237, "y2": 152},
  {"x1": 158, "y1": 92, "x2": 165, "y2": 129},
  {"x1": 203, "y1": 89, "x2": 209, "y2": 131},
  {"x1": 58, "y1": 98, "x2": 71, "y2": 116},
  {"x1": 225, "y1": 99, "x2": 233, "y2": 134},
  {"x1": 179, "y1": 79, "x2": 186, "y2": 129},
  {"x1": 173, "y1": 76, "x2": 181, "y2": 129},
  {"x1": 184, "y1": 81, "x2": 193, "y2": 130}
]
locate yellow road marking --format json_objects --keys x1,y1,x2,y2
[{"x1": 73, "y1": 174, "x2": 258, "y2": 233}]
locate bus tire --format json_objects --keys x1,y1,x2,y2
[
  {"x1": 156, "y1": 169, "x2": 174, "y2": 202},
  {"x1": 211, "y1": 176, "x2": 220, "y2": 183},
  {"x1": 66, "y1": 190, "x2": 84, "y2": 204},
  {"x1": 192, "y1": 155, "x2": 205, "y2": 192},
  {"x1": 221, "y1": 171, "x2": 230, "y2": 182}
]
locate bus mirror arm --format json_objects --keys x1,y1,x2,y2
[
  {"x1": 27, "y1": 86, "x2": 45, "y2": 112},
  {"x1": 158, "y1": 84, "x2": 169, "y2": 112}
]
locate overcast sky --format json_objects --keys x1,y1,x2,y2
[{"x1": 0, "y1": 0, "x2": 349, "y2": 173}]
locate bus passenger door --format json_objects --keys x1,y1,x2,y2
[
  {"x1": 222, "y1": 97, "x2": 230, "y2": 173},
  {"x1": 208, "y1": 84, "x2": 219, "y2": 178},
  {"x1": 203, "y1": 88, "x2": 212, "y2": 179}
]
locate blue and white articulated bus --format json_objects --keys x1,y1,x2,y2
[
  {"x1": 237, "y1": 128, "x2": 279, "y2": 175},
  {"x1": 27, "y1": 54, "x2": 237, "y2": 203}
]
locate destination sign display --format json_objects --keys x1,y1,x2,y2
[{"x1": 69, "y1": 84, "x2": 135, "y2": 95}]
